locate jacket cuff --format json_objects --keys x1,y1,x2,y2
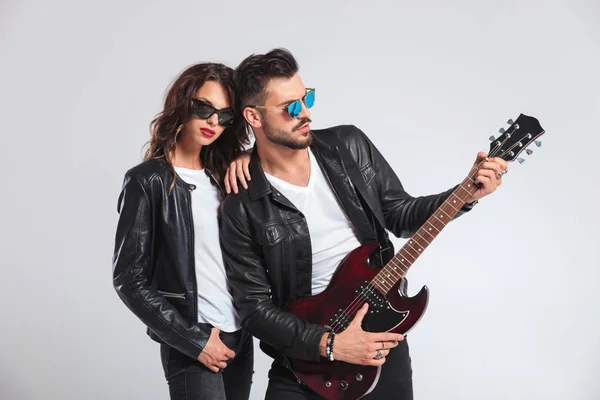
[
  {"x1": 304, "y1": 324, "x2": 329, "y2": 361},
  {"x1": 461, "y1": 199, "x2": 478, "y2": 211}
]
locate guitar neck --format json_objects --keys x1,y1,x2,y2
[{"x1": 372, "y1": 172, "x2": 479, "y2": 296}]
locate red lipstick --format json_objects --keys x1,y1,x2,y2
[{"x1": 200, "y1": 128, "x2": 216, "y2": 138}]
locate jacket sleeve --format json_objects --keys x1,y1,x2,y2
[
  {"x1": 112, "y1": 172, "x2": 210, "y2": 360},
  {"x1": 219, "y1": 200, "x2": 328, "y2": 362},
  {"x1": 351, "y1": 126, "x2": 472, "y2": 238}
]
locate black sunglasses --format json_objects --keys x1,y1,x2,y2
[{"x1": 191, "y1": 99, "x2": 235, "y2": 127}]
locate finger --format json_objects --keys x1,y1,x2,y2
[
  {"x1": 491, "y1": 157, "x2": 508, "y2": 170},
  {"x1": 480, "y1": 161, "x2": 502, "y2": 176},
  {"x1": 217, "y1": 361, "x2": 227, "y2": 369},
  {"x1": 243, "y1": 161, "x2": 251, "y2": 182},
  {"x1": 229, "y1": 163, "x2": 239, "y2": 194},
  {"x1": 371, "y1": 349, "x2": 390, "y2": 359},
  {"x1": 377, "y1": 340, "x2": 399, "y2": 350},
  {"x1": 224, "y1": 170, "x2": 231, "y2": 194},
  {"x1": 351, "y1": 303, "x2": 369, "y2": 327},
  {"x1": 365, "y1": 357, "x2": 387, "y2": 367},
  {"x1": 370, "y1": 332, "x2": 404, "y2": 343},
  {"x1": 478, "y1": 169, "x2": 498, "y2": 184},
  {"x1": 236, "y1": 162, "x2": 247, "y2": 189},
  {"x1": 473, "y1": 151, "x2": 488, "y2": 165},
  {"x1": 208, "y1": 364, "x2": 219, "y2": 373},
  {"x1": 223, "y1": 347, "x2": 236, "y2": 359},
  {"x1": 475, "y1": 174, "x2": 493, "y2": 191}
]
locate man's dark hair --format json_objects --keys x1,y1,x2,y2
[{"x1": 235, "y1": 48, "x2": 299, "y2": 110}]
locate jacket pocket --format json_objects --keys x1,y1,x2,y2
[
  {"x1": 157, "y1": 290, "x2": 186, "y2": 300},
  {"x1": 258, "y1": 222, "x2": 289, "y2": 247}
]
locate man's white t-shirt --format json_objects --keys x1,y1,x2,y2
[
  {"x1": 264, "y1": 148, "x2": 362, "y2": 295},
  {"x1": 174, "y1": 166, "x2": 241, "y2": 332}
]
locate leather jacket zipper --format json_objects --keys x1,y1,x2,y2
[{"x1": 187, "y1": 184, "x2": 199, "y2": 322}]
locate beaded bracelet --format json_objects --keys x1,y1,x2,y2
[{"x1": 325, "y1": 330, "x2": 336, "y2": 362}]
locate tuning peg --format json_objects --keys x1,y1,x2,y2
[
  {"x1": 535, "y1": 140, "x2": 542, "y2": 147},
  {"x1": 489, "y1": 135, "x2": 496, "y2": 141},
  {"x1": 525, "y1": 149, "x2": 533, "y2": 155},
  {"x1": 507, "y1": 119, "x2": 514, "y2": 125},
  {"x1": 499, "y1": 128, "x2": 506, "y2": 134},
  {"x1": 517, "y1": 158, "x2": 526, "y2": 164}
]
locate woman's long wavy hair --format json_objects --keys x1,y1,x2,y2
[{"x1": 144, "y1": 63, "x2": 249, "y2": 191}]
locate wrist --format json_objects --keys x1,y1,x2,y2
[{"x1": 319, "y1": 332, "x2": 329, "y2": 357}]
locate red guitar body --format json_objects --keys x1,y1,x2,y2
[{"x1": 284, "y1": 242, "x2": 429, "y2": 400}]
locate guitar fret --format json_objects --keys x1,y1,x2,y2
[
  {"x1": 446, "y1": 200, "x2": 460, "y2": 213},
  {"x1": 420, "y1": 227, "x2": 436, "y2": 240},
  {"x1": 439, "y1": 207, "x2": 452, "y2": 219},
  {"x1": 414, "y1": 231, "x2": 431, "y2": 247},
  {"x1": 380, "y1": 267, "x2": 401, "y2": 283},
  {"x1": 432, "y1": 213, "x2": 447, "y2": 227},
  {"x1": 375, "y1": 276, "x2": 391, "y2": 292},
  {"x1": 406, "y1": 239, "x2": 424, "y2": 255},
  {"x1": 401, "y1": 245, "x2": 418, "y2": 261},
  {"x1": 425, "y1": 221, "x2": 440, "y2": 234},
  {"x1": 388, "y1": 258, "x2": 406, "y2": 273},
  {"x1": 457, "y1": 184, "x2": 473, "y2": 196},
  {"x1": 393, "y1": 255, "x2": 411, "y2": 270},
  {"x1": 382, "y1": 268, "x2": 400, "y2": 283}
]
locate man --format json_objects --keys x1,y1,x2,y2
[{"x1": 219, "y1": 48, "x2": 507, "y2": 399}]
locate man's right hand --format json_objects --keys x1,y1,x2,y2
[
  {"x1": 319, "y1": 303, "x2": 403, "y2": 366},
  {"x1": 197, "y1": 327, "x2": 236, "y2": 372}
]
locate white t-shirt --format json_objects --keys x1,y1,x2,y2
[
  {"x1": 174, "y1": 166, "x2": 241, "y2": 333},
  {"x1": 264, "y1": 148, "x2": 362, "y2": 295}
]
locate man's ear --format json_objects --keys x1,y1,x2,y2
[{"x1": 243, "y1": 107, "x2": 262, "y2": 129}]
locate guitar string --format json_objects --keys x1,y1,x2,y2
[
  {"x1": 328, "y1": 130, "x2": 521, "y2": 333},
  {"x1": 328, "y1": 131, "x2": 526, "y2": 332}
]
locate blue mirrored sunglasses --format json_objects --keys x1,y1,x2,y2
[{"x1": 250, "y1": 88, "x2": 315, "y2": 118}]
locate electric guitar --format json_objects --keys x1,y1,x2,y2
[{"x1": 284, "y1": 114, "x2": 546, "y2": 400}]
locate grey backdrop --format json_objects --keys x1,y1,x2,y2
[{"x1": 2, "y1": 0, "x2": 599, "y2": 399}]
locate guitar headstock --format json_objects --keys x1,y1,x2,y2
[{"x1": 488, "y1": 114, "x2": 545, "y2": 164}]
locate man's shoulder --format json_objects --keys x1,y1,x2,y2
[
  {"x1": 311, "y1": 124, "x2": 374, "y2": 163},
  {"x1": 312, "y1": 124, "x2": 366, "y2": 143},
  {"x1": 311, "y1": 124, "x2": 372, "y2": 152},
  {"x1": 221, "y1": 187, "x2": 252, "y2": 217}
]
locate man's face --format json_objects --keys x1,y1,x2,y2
[{"x1": 259, "y1": 73, "x2": 313, "y2": 150}]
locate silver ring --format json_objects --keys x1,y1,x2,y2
[
  {"x1": 374, "y1": 350, "x2": 383, "y2": 360},
  {"x1": 381, "y1": 341, "x2": 385, "y2": 350}
]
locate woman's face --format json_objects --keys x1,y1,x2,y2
[{"x1": 181, "y1": 80, "x2": 233, "y2": 148}]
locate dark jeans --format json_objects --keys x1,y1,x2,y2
[
  {"x1": 265, "y1": 338, "x2": 413, "y2": 400},
  {"x1": 160, "y1": 326, "x2": 254, "y2": 400}
]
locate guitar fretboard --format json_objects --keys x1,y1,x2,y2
[{"x1": 371, "y1": 172, "x2": 480, "y2": 295}]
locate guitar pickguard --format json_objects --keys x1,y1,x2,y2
[{"x1": 325, "y1": 281, "x2": 409, "y2": 333}]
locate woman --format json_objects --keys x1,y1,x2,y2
[{"x1": 112, "y1": 62, "x2": 253, "y2": 400}]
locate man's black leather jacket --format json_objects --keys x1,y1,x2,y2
[{"x1": 219, "y1": 125, "x2": 473, "y2": 369}]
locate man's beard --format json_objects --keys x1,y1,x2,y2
[{"x1": 263, "y1": 116, "x2": 313, "y2": 150}]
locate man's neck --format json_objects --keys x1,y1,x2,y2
[{"x1": 256, "y1": 139, "x2": 311, "y2": 187}]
